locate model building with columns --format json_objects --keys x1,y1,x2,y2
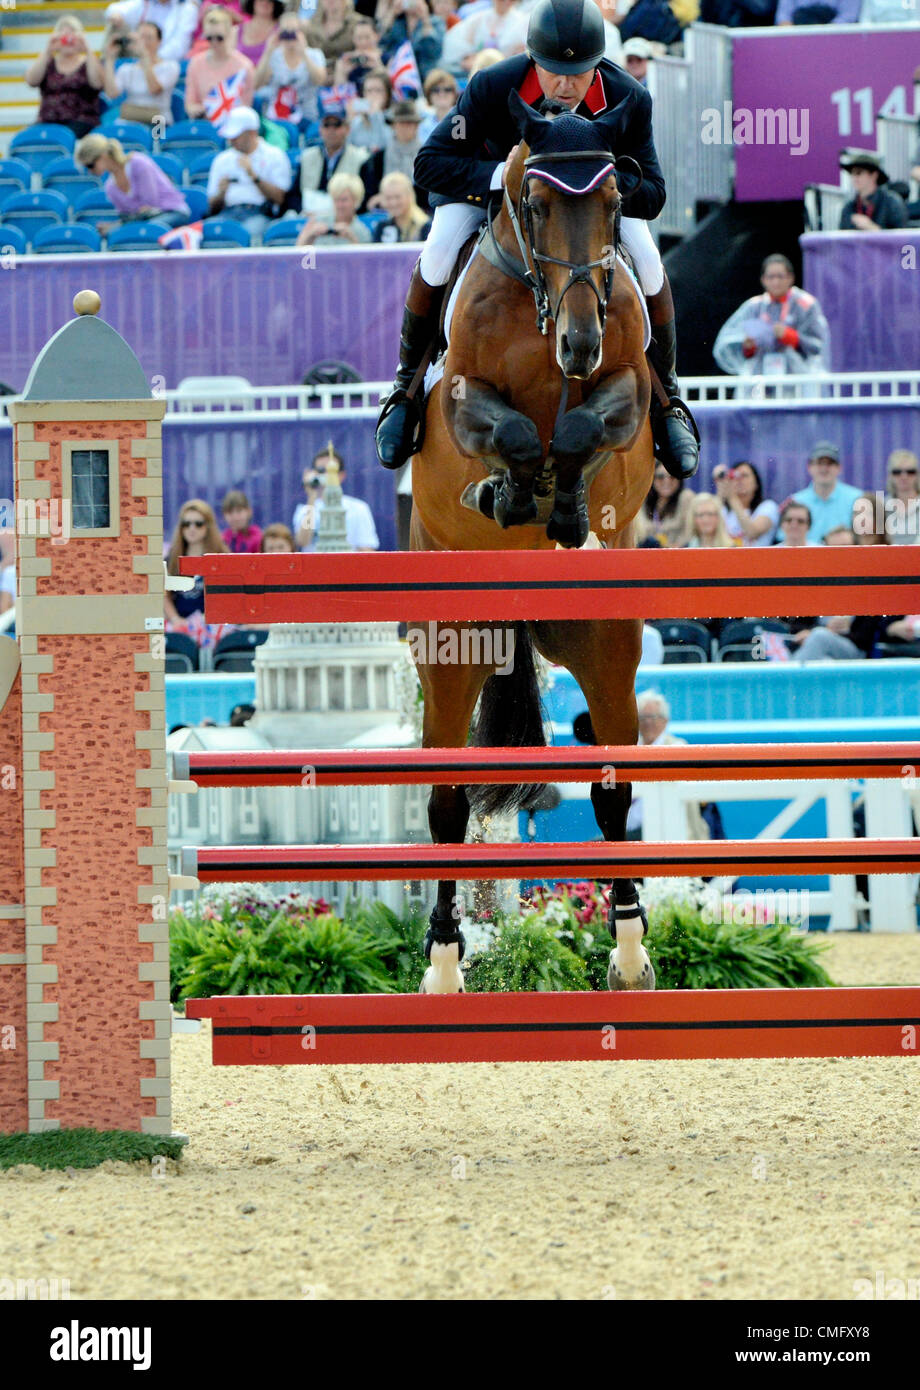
[{"x1": 0, "y1": 290, "x2": 172, "y2": 1136}]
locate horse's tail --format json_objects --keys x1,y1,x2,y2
[{"x1": 468, "y1": 621, "x2": 546, "y2": 820}]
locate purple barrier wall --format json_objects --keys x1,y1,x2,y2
[
  {"x1": 2, "y1": 399, "x2": 916, "y2": 545},
  {"x1": 0, "y1": 245, "x2": 418, "y2": 393},
  {"x1": 802, "y1": 232, "x2": 920, "y2": 374},
  {"x1": 732, "y1": 28, "x2": 920, "y2": 203}
]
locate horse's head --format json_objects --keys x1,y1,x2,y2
[{"x1": 506, "y1": 89, "x2": 642, "y2": 380}]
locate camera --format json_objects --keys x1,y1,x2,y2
[{"x1": 307, "y1": 473, "x2": 324, "y2": 489}]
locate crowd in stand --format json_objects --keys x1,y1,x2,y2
[{"x1": 12, "y1": 0, "x2": 917, "y2": 253}]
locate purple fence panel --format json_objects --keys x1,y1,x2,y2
[
  {"x1": 732, "y1": 28, "x2": 920, "y2": 203},
  {"x1": 803, "y1": 232, "x2": 920, "y2": 373},
  {"x1": 0, "y1": 246, "x2": 418, "y2": 393},
  {"x1": 1, "y1": 400, "x2": 917, "y2": 544}
]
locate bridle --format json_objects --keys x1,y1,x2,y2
[{"x1": 478, "y1": 148, "x2": 640, "y2": 337}]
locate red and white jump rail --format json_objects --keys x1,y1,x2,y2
[
  {"x1": 184, "y1": 987, "x2": 920, "y2": 1064},
  {"x1": 172, "y1": 742, "x2": 920, "y2": 788},
  {"x1": 179, "y1": 546, "x2": 920, "y2": 624}
]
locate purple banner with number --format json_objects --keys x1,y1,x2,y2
[{"x1": 730, "y1": 29, "x2": 919, "y2": 202}]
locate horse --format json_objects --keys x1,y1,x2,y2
[{"x1": 408, "y1": 91, "x2": 656, "y2": 994}]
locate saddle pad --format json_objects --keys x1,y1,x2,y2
[{"x1": 423, "y1": 249, "x2": 651, "y2": 399}]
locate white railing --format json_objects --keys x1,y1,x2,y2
[
  {"x1": 804, "y1": 182, "x2": 851, "y2": 232},
  {"x1": 876, "y1": 113, "x2": 919, "y2": 194},
  {"x1": 4, "y1": 369, "x2": 916, "y2": 421}
]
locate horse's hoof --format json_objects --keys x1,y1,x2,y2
[
  {"x1": 607, "y1": 947, "x2": 656, "y2": 992},
  {"x1": 546, "y1": 506, "x2": 590, "y2": 548},
  {"x1": 493, "y1": 480, "x2": 538, "y2": 529},
  {"x1": 419, "y1": 941, "x2": 465, "y2": 994}
]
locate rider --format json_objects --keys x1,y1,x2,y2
[{"x1": 374, "y1": 0, "x2": 700, "y2": 482}]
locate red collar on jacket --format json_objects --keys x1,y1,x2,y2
[{"x1": 518, "y1": 63, "x2": 608, "y2": 116}]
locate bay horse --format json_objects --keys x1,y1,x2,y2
[{"x1": 408, "y1": 91, "x2": 656, "y2": 994}]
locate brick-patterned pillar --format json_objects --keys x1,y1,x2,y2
[{"x1": 6, "y1": 292, "x2": 170, "y2": 1135}]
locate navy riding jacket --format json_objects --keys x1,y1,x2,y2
[{"x1": 413, "y1": 54, "x2": 666, "y2": 223}]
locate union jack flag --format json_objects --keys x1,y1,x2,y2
[
  {"x1": 158, "y1": 220, "x2": 204, "y2": 252},
  {"x1": 387, "y1": 40, "x2": 421, "y2": 98},
  {"x1": 762, "y1": 630, "x2": 791, "y2": 663},
  {"x1": 318, "y1": 81, "x2": 357, "y2": 112},
  {"x1": 204, "y1": 68, "x2": 247, "y2": 130}
]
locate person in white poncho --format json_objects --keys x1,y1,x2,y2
[{"x1": 713, "y1": 254, "x2": 830, "y2": 379}]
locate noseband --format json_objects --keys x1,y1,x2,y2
[{"x1": 479, "y1": 149, "x2": 634, "y2": 337}]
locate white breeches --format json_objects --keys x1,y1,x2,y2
[{"x1": 419, "y1": 202, "x2": 665, "y2": 297}]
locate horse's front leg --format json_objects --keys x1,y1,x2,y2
[
  {"x1": 548, "y1": 365, "x2": 645, "y2": 547},
  {"x1": 447, "y1": 376, "x2": 544, "y2": 528}
]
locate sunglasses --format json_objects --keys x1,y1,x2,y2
[
  {"x1": 321, "y1": 117, "x2": 344, "y2": 125},
  {"x1": 430, "y1": 84, "x2": 455, "y2": 93},
  {"x1": 182, "y1": 518, "x2": 206, "y2": 529},
  {"x1": 205, "y1": 32, "x2": 225, "y2": 41},
  {"x1": 890, "y1": 468, "x2": 918, "y2": 476}
]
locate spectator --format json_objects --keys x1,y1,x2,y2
[
  {"x1": 348, "y1": 67, "x2": 394, "y2": 150},
  {"x1": 104, "y1": 0, "x2": 199, "y2": 64},
  {"x1": 165, "y1": 500, "x2": 232, "y2": 648},
  {"x1": 189, "y1": 0, "x2": 246, "y2": 52},
  {"x1": 101, "y1": 21, "x2": 180, "y2": 127},
  {"x1": 296, "y1": 170, "x2": 372, "y2": 242},
  {"x1": 775, "y1": 498, "x2": 814, "y2": 547},
  {"x1": 633, "y1": 466, "x2": 694, "y2": 547},
  {"x1": 822, "y1": 524, "x2": 855, "y2": 546},
  {"x1": 26, "y1": 17, "x2": 105, "y2": 139},
  {"x1": 839, "y1": 150, "x2": 907, "y2": 231},
  {"x1": 432, "y1": 0, "x2": 462, "y2": 28},
  {"x1": 852, "y1": 492, "x2": 888, "y2": 547},
  {"x1": 379, "y1": 0, "x2": 445, "y2": 83},
  {"x1": 229, "y1": 702, "x2": 256, "y2": 725},
  {"x1": 221, "y1": 490, "x2": 262, "y2": 552},
  {"x1": 713, "y1": 254, "x2": 830, "y2": 379},
  {"x1": 236, "y1": 0, "x2": 284, "y2": 68},
  {"x1": 261, "y1": 522, "x2": 296, "y2": 551},
  {"x1": 298, "y1": 99, "x2": 369, "y2": 214},
  {"x1": 788, "y1": 442, "x2": 862, "y2": 544},
  {"x1": 0, "y1": 531, "x2": 15, "y2": 617},
  {"x1": 304, "y1": 0, "x2": 359, "y2": 69},
  {"x1": 361, "y1": 97, "x2": 426, "y2": 205},
  {"x1": 292, "y1": 448, "x2": 380, "y2": 550},
  {"x1": 617, "y1": 0, "x2": 684, "y2": 44},
  {"x1": 417, "y1": 65, "x2": 458, "y2": 141},
  {"x1": 713, "y1": 460, "x2": 779, "y2": 546},
  {"x1": 333, "y1": 16, "x2": 385, "y2": 89},
  {"x1": 76, "y1": 132, "x2": 191, "y2": 233},
  {"x1": 371, "y1": 170, "x2": 431, "y2": 240},
  {"x1": 775, "y1": 0, "x2": 858, "y2": 22},
  {"x1": 620, "y1": 36, "x2": 651, "y2": 86},
  {"x1": 884, "y1": 449, "x2": 920, "y2": 545},
  {"x1": 185, "y1": 5, "x2": 256, "y2": 129},
  {"x1": 441, "y1": 0, "x2": 527, "y2": 75},
  {"x1": 253, "y1": 15, "x2": 329, "y2": 124},
  {"x1": 686, "y1": 492, "x2": 736, "y2": 548},
  {"x1": 206, "y1": 104, "x2": 292, "y2": 241},
  {"x1": 625, "y1": 690, "x2": 710, "y2": 841},
  {"x1": 468, "y1": 46, "x2": 505, "y2": 74}
]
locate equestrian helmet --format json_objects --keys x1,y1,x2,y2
[{"x1": 526, "y1": 0, "x2": 606, "y2": 75}]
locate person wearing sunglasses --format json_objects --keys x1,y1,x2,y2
[
  {"x1": 884, "y1": 449, "x2": 920, "y2": 546},
  {"x1": 252, "y1": 13, "x2": 328, "y2": 124},
  {"x1": 418, "y1": 66, "x2": 458, "y2": 142},
  {"x1": 164, "y1": 501, "x2": 228, "y2": 640},
  {"x1": 185, "y1": 5, "x2": 255, "y2": 124}
]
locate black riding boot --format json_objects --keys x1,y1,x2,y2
[
  {"x1": 645, "y1": 279, "x2": 700, "y2": 481},
  {"x1": 375, "y1": 262, "x2": 446, "y2": 470}
]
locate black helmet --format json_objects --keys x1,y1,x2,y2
[{"x1": 526, "y1": 0, "x2": 606, "y2": 76}]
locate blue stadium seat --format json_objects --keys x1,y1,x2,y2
[
  {"x1": 152, "y1": 152, "x2": 185, "y2": 186},
  {"x1": 302, "y1": 120, "x2": 320, "y2": 144},
  {"x1": 103, "y1": 120, "x2": 154, "y2": 154},
  {"x1": 187, "y1": 151, "x2": 216, "y2": 187},
  {"x1": 0, "y1": 224, "x2": 27, "y2": 257},
  {"x1": 32, "y1": 223, "x2": 102, "y2": 255},
  {"x1": 41, "y1": 157, "x2": 100, "y2": 201},
  {"x1": 161, "y1": 120, "x2": 221, "y2": 172},
  {"x1": 105, "y1": 220, "x2": 172, "y2": 252},
  {"x1": 9, "y1": 124, "x2": 75, "y2": 175},
  {"x1": 201, "y1": 217, "x2": 251, "y2": 249},
  {"x1": 99, "y1": 98, "x2": 124, "y2": 122},
  {"x1": 262, "y1": 218, "x2": 304, "y2": 247},
  {"x1": 0, "y1": 189, "x2": 69, "y2": 243},
  {"x1": 170, "y1": 91, "x2": 187, "y2": 125},
  {"x1": 358, "y1": 210, "x2": 388, "y2": 234},
  {"x1": 0, "y1": 158, "x2": 32, "y2": 202},
  {"x1": 183, "y1": 186, "x2": 209, "y2": 220},
  {"x1": 72, "y1": 187, "x2": 118, "y2": 226},
  {"x1": 268, "y1": 117, "x2": 299, "y2": 149}
]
